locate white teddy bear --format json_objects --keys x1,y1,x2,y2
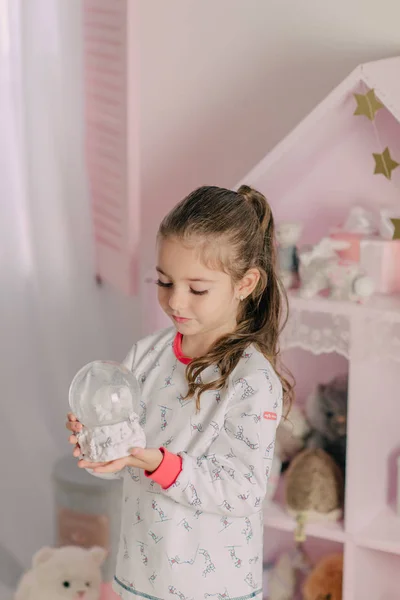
[{"x1": 15, "y1": 546, "x2": 106, "y2": 600}]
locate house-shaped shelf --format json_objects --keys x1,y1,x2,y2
[
  {"x1": 238, "y1": 56, "x2": 400, "y2": 246},
  {"x1": 238, "y1": 57, "x2": 400, "y2": 600}
]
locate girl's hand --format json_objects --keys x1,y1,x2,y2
[
  {"x1": 77, "y1": 447, "x2": 163, "y2": 474},
  {"x1": 66, "y1": 412, "x2": 82, "y2": 458}
]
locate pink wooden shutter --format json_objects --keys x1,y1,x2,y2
[{"x1": 83, "y1": 0, "x2": 139, "y2": 295}]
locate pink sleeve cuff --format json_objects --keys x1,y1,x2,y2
[{"x1": 145, "y1": 447, "x2": 182, "y2": 489}]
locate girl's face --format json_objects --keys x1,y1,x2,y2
[{"x1": 156, "y1": 237, "x2": 242, "y2": 339}]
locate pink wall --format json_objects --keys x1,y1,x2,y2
[{"x1": 137, "y1": 0, "x2": 400, "y2": 270}]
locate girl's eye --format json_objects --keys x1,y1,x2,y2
[
  {"x1": 156, "y1": 280, "x2": 208, "y2": 295},
  {"x1": 156, "y1": 279, "x2": 172, "y2": 288}
]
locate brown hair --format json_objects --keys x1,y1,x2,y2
[{"x1": 158, "y1": 185, "x2": 293, "y2": 414}]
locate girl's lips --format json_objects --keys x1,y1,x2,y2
[{"x1": 172, "y1": 316, "x2": 190, "y2": 323}]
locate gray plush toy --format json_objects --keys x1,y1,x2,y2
[{"x1": 305, "y1": 374, "x2": 348, "y2": 474}]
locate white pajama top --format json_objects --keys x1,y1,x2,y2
[{"x1": 91, "y1": 327, "x2": 282, "y2": 600}]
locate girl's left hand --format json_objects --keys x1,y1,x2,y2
[{"x1": 77, "y1": 447, "x2": 163, "y2": 474}]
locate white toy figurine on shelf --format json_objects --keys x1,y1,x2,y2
[
  {"x1": 298, "y1": 237, "x2": 374, "y2": 302},
  {"x1": 298, "y1": 238, "x2": 347, "y2": 299},
  {"x1": 69, "y1": 361, "x2": 146, "y2": 463},
  {"x1": 327, "y1": 261, "x2": 375, "y2": 302},
  {"x1": 276, "y1": 222, "x2": 303, "y2": 289}
]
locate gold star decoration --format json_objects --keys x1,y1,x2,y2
[
  {"x1": 353, "y1": 88, "x2": 384, "y2": 121},
  {"x1": 390, "y1": 218, "x2": 400, "y2": 240},
  {"x1": 373, "y1": 147, "x2": 399, "y2": 180}
]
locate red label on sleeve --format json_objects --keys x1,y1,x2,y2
[{"x1": 263, "y1": 411, "x2": 277, "y2": 421}]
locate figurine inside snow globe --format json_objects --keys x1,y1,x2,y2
[{"x1": 69, "y1": 360, "x2": 146, "y2": 462}]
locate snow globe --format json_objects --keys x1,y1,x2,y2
[{"x1": 69, "y1": 360, "x2": 146, "y2": 462}]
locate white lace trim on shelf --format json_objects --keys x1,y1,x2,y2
[
  {"x1": 282, "y1": 306, "x2": 350, "y2": 358},
  {"x1": 282, "y1": 296, "x2": 400, "y2": 361}
]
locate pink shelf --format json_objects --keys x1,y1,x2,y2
[
  {"x1": 264, "y1": 501, "x2": 400, "y2": 552},
  {"x1": 355, "y1": 507, "x2": 400, "y2": 555},
  {"x1": 353, "y1": 546, "x2": 400, "y2": 599}
]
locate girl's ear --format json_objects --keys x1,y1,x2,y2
[{"x1": 236, "y1": 268, "x2": 261, "y2": 300}]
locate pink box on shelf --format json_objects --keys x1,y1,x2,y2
[
  {"x1": 329, "y1": 230, "x2": 364, "y2": 262},
  {"x1": 360, "y1": 238, "x2": 400, "y2": 294}
]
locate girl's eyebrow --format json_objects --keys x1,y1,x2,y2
[{"x1": 156, "y1": 266, "x2": 214, "y2": 283}]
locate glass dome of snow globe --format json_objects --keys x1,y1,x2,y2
[{"x1": 69, "y1": 360, "x2": 146, "y2": 463}]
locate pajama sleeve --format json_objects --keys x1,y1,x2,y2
[
  {"x1": 84, "y1": 343, "x2": 138, "y2": 481},
  {"x1": 157, "y1": 367, "x2": 282, "y2": 517}
]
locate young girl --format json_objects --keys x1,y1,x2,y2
[{"x1": 67, "y1": 185, "x2": 291, "y2": 600}]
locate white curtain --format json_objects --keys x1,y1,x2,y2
[{"x1": 0, "y1": 1, "x2": 139, "y2": 595}]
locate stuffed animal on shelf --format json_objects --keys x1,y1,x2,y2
[
  {"x1": 276, "y1": 222, "x2": 303, "y2": 289},
  {"x1": 15, "y1": 546, "x2": 106, "y2": 600},
  {"x1": 265, "y1": 552, "x2": 296, "y2": 600},
  {"x1": 326, "y1": 260, "x2": 374, "y2": 303},
  {"x1": 302, "y1": 553, "x2": 343, "y2": 600},
  {"x1": 284, "y1": 448, "x2": 344, "y2": 523},
  {"x1": 266, "y1": 544, "x2": 312, "y2": 600},
  {"x1": 305, "y1": 374, "x2": 348, "y2": 474},
  {"x1": 266, "y1": 405, "x2": 311, "y2": 502},
  {"x1": 276, "y1": 404, "x2": 311, "y2": 466},
  {"x1": 266, "y1": 409, "x2": 310, "y2": 503},
  {"x1": 298, "y1": 238, "x2": 349, "y2": 299},
  {"x1": 298, "y1": 237, "x2": 374, "y2": 302}
]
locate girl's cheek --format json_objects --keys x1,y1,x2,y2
[{"x1": 158, "y1": 290, "x2": 169, "y2": 307}]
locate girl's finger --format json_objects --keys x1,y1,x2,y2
[
  {"x1": 69, "y1": 435, "x2": 77, "y2": 444},
  {"x1": 67, "y1": 413, "x2": 77, "y2": 422},
  {"x1": 73, "y1": 445, "x2": 81, "y2": 458},
  {"x1": 78, "y1": 459, "x2": 109, "y2": 469},
  {"x1": 71, "y1": 421, "x2": 82, "y2": 432},
  {"x1": 91, "y1": 459, "x2": 126, "y2": 474},
  {"x1": 91, "y1": 465, "x2": 119, "y2": 473},
  {"x1": 66, "y1": 419, "x2": 82, "y2": 430}
]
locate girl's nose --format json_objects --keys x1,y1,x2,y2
[
  {"x1": 76, "y1": 592, "x2": 86, "y2": 598},
  {"x1": 168, "y1": 289, "x2": 186, "y2": 312}
]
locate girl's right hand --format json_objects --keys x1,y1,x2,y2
[{"x1": 66, "y1": 412, "x2": 82, "y2": 458}]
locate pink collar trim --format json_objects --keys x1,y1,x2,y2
[{"x1": 173, "y1": 333, "x2": 192, "y2": 365}]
